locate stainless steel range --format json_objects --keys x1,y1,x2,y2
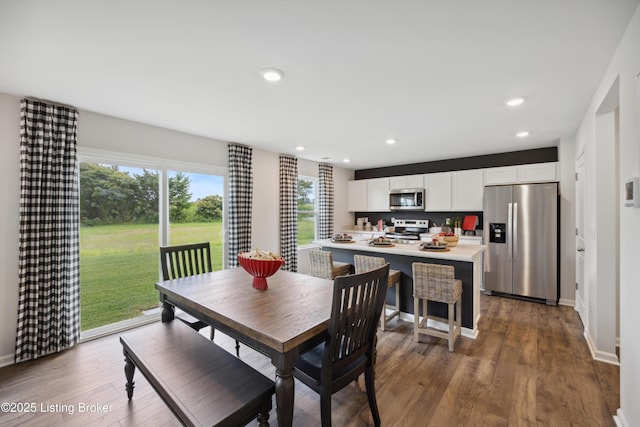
[{"x1": 386, "y1": 219, "x2": 429, "y2": 240}]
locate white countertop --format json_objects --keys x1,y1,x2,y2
[{"x1": 315, "y1": 238, "x2": 485, "y2": 262}]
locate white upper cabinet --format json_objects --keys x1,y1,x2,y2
[
  {"x1": 366, "y1": 177, "x2": 390, "y2": 211},
  {"x1": 425, "y1": 172, "x2": 452, "y2": 210},
  {"x1": 484, "y1": 166, "x2": 518, "y2": 185},
  {"x1": 390, "y1": 174, "x2": 424, "y2": 189},
  {"x1": 347, "y1": 180, "x2": 367, "y2": 212},
  {"x1": 452, "y1": 169, "x2": 484, "y2": 210},
  {"x1": 517, "y1": 163, "x2": 558, "y2": 183},
  {"x1": 484, "y1": 163, "x2": 558, "y2": 185}
]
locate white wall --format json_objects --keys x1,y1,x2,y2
[
  {"x1": 558, "y1": 135, "x2": 576, "y2": 306},
  {"x1": 0, "y1": 93, "x2": 21, "y2": 367},
  {"x1": 0, "y1": 93, "x2": 353, "y2": 365},
  {"x1": 573, "y1": 4, "x2": 640, "y2": 426}
]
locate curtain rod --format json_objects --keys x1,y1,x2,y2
[{"x1": 24, "y1": 96, "x2": 77, "y2": 110}]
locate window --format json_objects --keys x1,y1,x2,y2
[
  {"x1": 78, "y1": 152, "x2": 226, "y2": 334},
  {"x1": 297, "y1": 176, "x2": 317, "y2": 246}
]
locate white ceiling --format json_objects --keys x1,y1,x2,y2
[{"x1": 1, "y1": 1, "x2": 638, "y2": 170}]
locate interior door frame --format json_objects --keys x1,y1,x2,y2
[{"x1": 575, "y1": 148, "x2": 586, "y2": 324}]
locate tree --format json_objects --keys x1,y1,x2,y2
[
  {"x1": 194, "y1": 195, "x2": 223, "y2": 221},
  {"x1": 79, "y1": 163, "x2": 139, "y2": 224},
  {"x1": 133, "y1": 169, "x2": 159, "y2": 223},
  {"x1": 298, "y1": 178, "x2": 314, "y2": 211},
  {"x1": 169, "y1": 172, "x2": 192, "y2": 223}
]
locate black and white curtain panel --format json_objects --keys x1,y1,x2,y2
[
  {"x1": 15, "y1": 99, "x2": 80, "y2": 363},
  {"x1": 227, "y1": 144, "x2": 253, "y2": 268},
  {"x1": 318, "y1": 163, "x2": 334, "y2": 239},
  {"x1": 279, "y1": 155, "x2": 298, "y2": 271}
]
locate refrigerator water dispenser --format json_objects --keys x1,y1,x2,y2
[{"x1": 489, "y1": 223, "x2": 506, "y2": 243}]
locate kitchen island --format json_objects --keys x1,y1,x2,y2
[{"x1": 315, "y1": 238, "x2": 486, "y2": 338}]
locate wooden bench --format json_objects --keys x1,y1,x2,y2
[{"x1": 120, "y1": 321, "x2": 275, "y2": 426}]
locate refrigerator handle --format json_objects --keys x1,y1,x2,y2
[
  {"x1": 507, "y1": 203, "x2": 513, "y2": 261},
  {"x1": 513, "y1": 202, "x2": 518, "y2": 261}
]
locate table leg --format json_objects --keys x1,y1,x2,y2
[{"x1": 275, "y1": 365, "x2": 294, "y2": 427}]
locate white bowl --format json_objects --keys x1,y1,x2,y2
[{"x1": 429, "y1": 227, "x2": 441, "y2": 234}]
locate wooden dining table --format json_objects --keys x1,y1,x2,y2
[{"x1": 155, "y1": 267, "x2": 334, "y2": 427}]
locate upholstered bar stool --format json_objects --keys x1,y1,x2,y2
[
  {"x1": 412, "y1": 262, "x2": 462, "y2": 352},
  {"x1": 309, "y1": 249, "x2": 352, "y2": 280},
  {"x1": 354, "y1": 254, "x2": 401, "y2": 331}
]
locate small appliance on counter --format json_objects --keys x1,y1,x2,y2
[{"x1": 462, "y1": 215, "x2": 478, "y2": 235}]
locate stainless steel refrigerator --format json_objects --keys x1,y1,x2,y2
[{"x1": 483, "y1": 183, "x2": 558, "y2": 305}]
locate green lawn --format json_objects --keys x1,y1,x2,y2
[{"x1": 80, "y1": 222, "x2": 223, "y2": 331}]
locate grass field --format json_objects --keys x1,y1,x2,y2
[
  {"x1": 80, "y1": 220, "x2": 315, "y2": 331},
  {"x1": 80, "y1": 222, "x2": 223, "y2": 331}
]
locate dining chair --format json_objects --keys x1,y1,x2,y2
[
  {"x1": 412, "y1": 262, "x2": 462, "y2": 352},
  {"x1": 294, "y1": 264, "x2": 389, "y2": 427},
  {"x1": 353, "y1": 254, "x2": 401, "y2": 331},
  {"x1": 309, "y1": 249, "x2": 352, "y2": 280},
  {"x1": 159, "y1": 242, "x2": 241, "y2": 357}
]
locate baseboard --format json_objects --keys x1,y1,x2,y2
[
  {"x1": 0, "y1": 353, "x2": 14, "y2": 368},
  {"x1": 558, "y1": 297, "x2": 574, "y2": 307},
  {"x1": 583, "y1": 329, "x2": 619, "y2": 366},
  {"x1": 614, "y1": 408, "x2": 628, "y2": 427},
  {"x1": 574, "y1": 293, "x2": 585, "y2": 322}
]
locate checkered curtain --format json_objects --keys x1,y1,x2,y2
[
  {"x1": 227, "y1": 144, "x2": 253, "y2": 268},
  {"x1": 318, "y1": 163, "x2": 334, "y2": 239},
  {"x1": 15, "y1": 99, "x2": 80, "y2": 363},
  {"x1": 279, "y1": 155, "x2": 298, "y2": 271}
]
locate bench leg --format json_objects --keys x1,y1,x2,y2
[{"x1": 124, "y1": 352, "x2": 136, "y2": 400}]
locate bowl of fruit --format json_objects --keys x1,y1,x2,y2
[{"x1": 238, "y1": 249, "x2": 285, "y2": 290}]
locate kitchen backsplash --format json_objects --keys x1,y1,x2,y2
[{"x1": 354, "y1": 210, "x2": 483, "y2": 232}]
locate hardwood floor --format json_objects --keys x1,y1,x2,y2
[{"x1": 0, "y1": 295, "x2": 619, "y2": 426}]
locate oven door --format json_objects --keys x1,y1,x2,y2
[{"x1": 389, "y1": 189, "x2": 424, "y2": 210}]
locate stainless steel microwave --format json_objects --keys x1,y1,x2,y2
[{"x1": 389, "y1": 188, "x2": 425, "y2": 210}]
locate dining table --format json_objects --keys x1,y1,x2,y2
[{"x1": 155, "y1": 267, "x2": 335, "y2": 427}]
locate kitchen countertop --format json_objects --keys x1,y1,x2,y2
[{"x1": 316, "y1": 238, "x2": 485, "y2": 262}]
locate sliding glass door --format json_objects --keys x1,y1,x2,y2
[{"x1": 79, "y1": 156, "x2": 226, "y2": 332}]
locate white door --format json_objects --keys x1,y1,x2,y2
[{"x1": 575, "y1": 151, "x2": 586, "y2": 323}]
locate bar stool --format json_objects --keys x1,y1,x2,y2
[
  {"x1": 412, "y1": 262, "x2": 462, "y2": 352},
  {"x1": 354, "y1": 254, "x2": 401, "y2": 331},
  {"x1": 309, "y1": 249, "x2": 352, "y2": 280}
]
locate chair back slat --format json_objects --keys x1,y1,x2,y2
[
  {"x1": 160, "y1": 242, "x2": 213, "y2": 280},
  {"x1": 324, "y1": 264, "x2": 389, "y2": 376}
]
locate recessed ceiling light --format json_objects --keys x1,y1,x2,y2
[
  {"x1": 296, "y1": 146, "x2": 304, "y2": 151},
  {"x1": 343, "y1": 158, "x2": 351, "y2": 163},
  {"x1": 506, "y1": 97, "x2": 525, "y2": 107},
  {"x1": 261, "y1": 68, "x2": 284, "y2": 82},
  {"x1": 516, "y1": 131, "x2": 530, "y2": 138},
  {"x1": 385, "y1": 138, "x2": 397, "y2": 145}
]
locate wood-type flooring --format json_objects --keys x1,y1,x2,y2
[{"x1": 0, "y1": 294, "x2": 619, "y2": 426}]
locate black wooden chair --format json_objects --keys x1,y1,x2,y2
[
  {"x1": 159, "y1": 242, "x2": 241, "y2": 357},
  {"x1": 294, "y1": 264, "x2": 389, "y2": 427}
]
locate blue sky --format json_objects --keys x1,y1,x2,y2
[{"x1": 117, "y1": 166, "x2": 224, "y2": 201}]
